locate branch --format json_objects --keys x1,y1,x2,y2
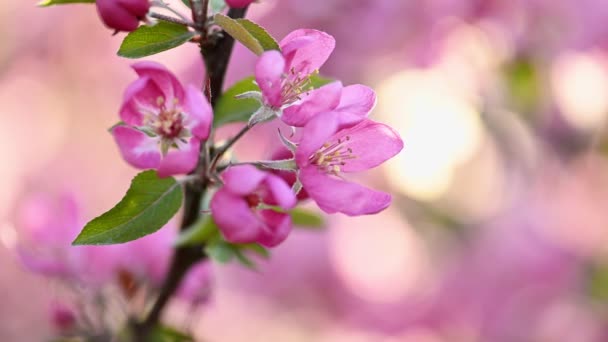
[{"x1": 131, "y1": 5, "x2": 250, "y2": 341}]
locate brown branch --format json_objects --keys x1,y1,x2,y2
[{"x1": 131, "y1": 5, "x2": 250, "y2": 342}]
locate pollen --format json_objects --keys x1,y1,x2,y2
[{"x1": 310, "y1": 135, "x2": 357, "y2": 175}]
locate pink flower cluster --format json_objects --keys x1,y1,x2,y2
[{"x1": 110, "y1": 29, "x2": 402, "y2": 248}]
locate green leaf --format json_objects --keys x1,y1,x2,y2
[
  {"x1": 38, "y1": 0, "x2": 94, "y2": 6},
  {"x1": 290, "y1": 208, "x2": 326, "y2": 229},
  {"x1": 174, "y1": 216, "x2": 219, "y2": 247},
  {"x1": 181, "y1": 0, "x2": 191, "y2": 8},
  {"x1": 214, "y1": 14, "x2": 279, "y2": 55},
  {"x1": 213, "y1": 76, "x2": 259, "y2": 127},
  {"x1": 205, "y1": 236, "x2": 269, "y2": 269},
  {"x1": 150, "y1": 325, "x2": 194, "y2": 342},
  {"x1": 118, "y1": 22, "x2": 195, "y2": 59},
  {"x1": 205, "y1": 240, "x2": 235, "y2": 263},
  {"x1": 235, "y1": 19, "x2": 280, "y2": 51},
  {"x1": 213, "y1": 74, "x2": 334, "y2": 127},
  {"x1": 72, "y1": 171, "x2": 183, "y2": 245}
]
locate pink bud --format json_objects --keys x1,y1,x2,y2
[
  {"x1": 225, "y1": 0, "x2": 255, "y2": 9},
  {"x1": 96, "y1": 0, "x2": 150, "y2": 32}
]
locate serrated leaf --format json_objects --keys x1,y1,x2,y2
[
  {"x1": 72, "y1": 171, "x2": 183, "y2": 245},
  {"x1": 235, "y1": 19, "x2": 280, "y2": 51},
  {"x1": 213, "y1": 74, "x2": 334, "y2": 127},
  {"x1": 118, "y1": 22, "x2": 195, "y2": 59},
  {"x1": 38, "y1": 0, "x2": 94, "y2": 6},
  {"x1": 290, "y1": 208, "x2": 325, "y2": 229}
]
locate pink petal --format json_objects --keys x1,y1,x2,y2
[
  {"x1": 255, "y1": 51, "x2": 286, "y2": 108},
  {"x1": 210, "y1": 189, "x2": 262, "y2": 244},
  {"x1": 281, "y1": 81, "x2": 343, "y2": 127},
  {"x1": 119, "y1": 0, "x2": 150, "y2": 17},
  {"x1": 333, "y1": 119, "x2": 404, "y2": 173},
  {"x1": 299, "y1": 166, "x2": 392, "y2": 216},
  {"x1": 222, "y1": 165, "x2": 267, "y2": 195},
  {"x1": 112, "y1": 126, "x2": 161, "y2": 170},
  {"x1": 295, "y1": 112, "x2": 340, "y2": 168},
  {"x1": 132, "y1": 62, "x2": 185, "y2": 103},
  {"x1": 262, "y1": 173, "x2": 297, "y2": 210},
  {"x1": 183, "y1": 85, "x2": 212, "y2": 140},
  {"x1": 157, "y1": 139, "x2": 200, "y2": 177},
  {"x1": 96, "y1": 0, "x2": 141, "y2": 32},
  {"x1": 280, "y1": 29, "x2": 335, "y2": 75},
  {"x1": 119, "y1": 76, "x2": 163, "y2": 126},
  {"x1": 335, "y1": 84, "x2": 376, "y2": 118},
  {"x1": 257, "y1": 210, "x2": 292, "y2": 247}
]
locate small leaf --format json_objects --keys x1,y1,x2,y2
[
  {"x1": 118, "y1": 22, "x2": 195, "y2": 59},
  {"x1": 38, "y1": 0, "x2": 94, "y2": 6},
  {"x1": 290, "y1": 208, "x2": 325, "y2": 229},
  {"x1": 213, "y1": 74, "x2": 334, "y2": 127},
  {"x1": 235, "y1": 19, "x2": 280, "y2": 51},
  {"x1": 205, "y1": 240, "x2": 235, "y2": 263},
  {"x1": 72, "y1": 171, "x2": 183, "y2": 245},
  {"x1": 174, "y1": 216, "x2": 219, "y2": 247},
  {"x1": 213, "y1": 76, "x2": 260, "y2": 127},
  {"x1": 181, "y1": 0, "x2": 191, "y2": 8},
  {"x1": 214, "y1": 14, "x2": 264, "y2": 55}
]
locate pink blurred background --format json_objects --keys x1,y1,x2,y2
[{"x1": 3, "y1": 0, "x2": 608, "y2": 341}]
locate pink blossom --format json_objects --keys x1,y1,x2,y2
[
  {"x1": 112, "y1": 62, "x2": 212, "y2": 177},
  {"x1": 96, "y1": 0, "x2": 150, "y2": 32},
  {"x1": 254, "y1": 29, "x2": 335, "y2": 115},
  {"x1": 295, "y1": 112, "x2": 403, "y2": 215},
  {"x1": 176, "y1": 262, "x2": 213, "y2": 306},
  {"x1": 225, "y1": 0, "x2": 255, "y2": 8},
  {"x1": 269, "y1": 147, "x2": 309, "y2": 201},
  {"x1": 49, "y1": 301, "x2": 77, "y2": 333},
  {"x1": 210, "y1": 165, "x2": 297, "y2": 247}
]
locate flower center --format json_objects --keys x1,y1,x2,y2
[
  {"x1": 141, "y1": 97, "x2": 191, "y2": 156},
  {"x1": 279, "y1": 67, "x2": 315, "y2": 107},
  {"x1": 245, "y1": 193, "x2": 262, "y2": 208},
  {"x1": 310, "y1": 135, "x2": 357, "y2": 175}
]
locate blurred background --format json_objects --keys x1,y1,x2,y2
[{"x1": 2, "y1": 0, "x2": 608, "y2": 341}]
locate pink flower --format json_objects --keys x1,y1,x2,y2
[
  {"x1": 253, "y1": 29, "x2": 336, "y2": 117},
  {"x1": 269, "y1": 147, "x2": 309, "y2": 201},
  {"x1": 176, "y1": 262, "x2": 213, "y2": 306},
  {"x1": 295, "y1": 112, "x2": 403, "y2": 215},
  {"x1": 225, "y1": 0, "x2": 255, "y2": 8},
  {"x1": 210, "y1": 165, "x2": 297, "y2": 247},
  {"x1": 112, "y1": 62, "x2": 212, "y2": 177},
  {"x1": 96, "y1": 0, "x2": 150, "y2": 32},
  {"x1": 50, "y1": 301, "x2": 77, "y2": 333}
]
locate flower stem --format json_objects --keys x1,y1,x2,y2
[{"x1": 149, "y1": 12, "x2": 197, "y2": 28}]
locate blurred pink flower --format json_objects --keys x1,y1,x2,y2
[
  {"x1": 176, "y1": 262, "x2": 213, "y2": 306},
  {"x1": 210, "y1": 165, "x2": 296, "y2": 247},
  {"x1": 49, "y1": 301, "x2": 77, "y2": 333},
  {"x1": 96, "y1": 0, "x2": 150, "y2": 32},
  {"x1": 295, "y1": 113, "x2": 403, "y2": 215},
  {"x1": 112, "y1": 62, "x2": 212, "y2": 177}
]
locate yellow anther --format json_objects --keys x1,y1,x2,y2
[{"x1": 156, "y1": 96, "x2": 165, "y2": 106}]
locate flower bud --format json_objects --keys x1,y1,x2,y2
[
  {"x1": 225, "y1": 0, "x2": 255, "y2": 9},
  {"x1": 96, "y1": 0, "x2": 150, "y2": 32}
]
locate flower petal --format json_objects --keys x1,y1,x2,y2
[
  {"x1": 132, "y1": 62, "x2": 185, "y2": 103},
  {"x1": 262, "y1": 173, "x2": 297, "y2": 209},
  {"x1": 282, "y1": 81, "x2": 342, "y2": 127},
  {"x1": 333, "y1": 119, "x2": 404, "y2": 172},
  {"x1": 210, "y1": 189, "x2": 262, "y2": 244},
  {"x1": 96, "y1": 0, "x2": 141, "y2": 32},
  {"x1": 300, "y1": 166, "x2": 392, "y2": 216},
  {"x1": 257, "y1": 210, "x2": 292, "y2": 247},
  {"x1": 112, "y1": 125, "x2": 161, "y2": 170},
  {"x1": 119, "y1": 76, "x2": 163, "y2": 126},
  {"x1": 222, "y1": 165, "x2": 267, "y2": 195},
  {"x1": 295, "y1": 112, "x2": 340, "y2": 167},
  {"x1": 183, "y1": 84, "x2": 212, "y2": 140},
  {"x1": 280, "y1": 29, "x2": 335, "y2": 75},
  {"x1": 157, "y1": 138, "x2": 200, "y2": 177},
  {"x1": 255, "y1": 51, "x2": 286, "y2": 108},
  {"x1": 335, "y1": 84, "x2": 376, "y2": 117}
]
